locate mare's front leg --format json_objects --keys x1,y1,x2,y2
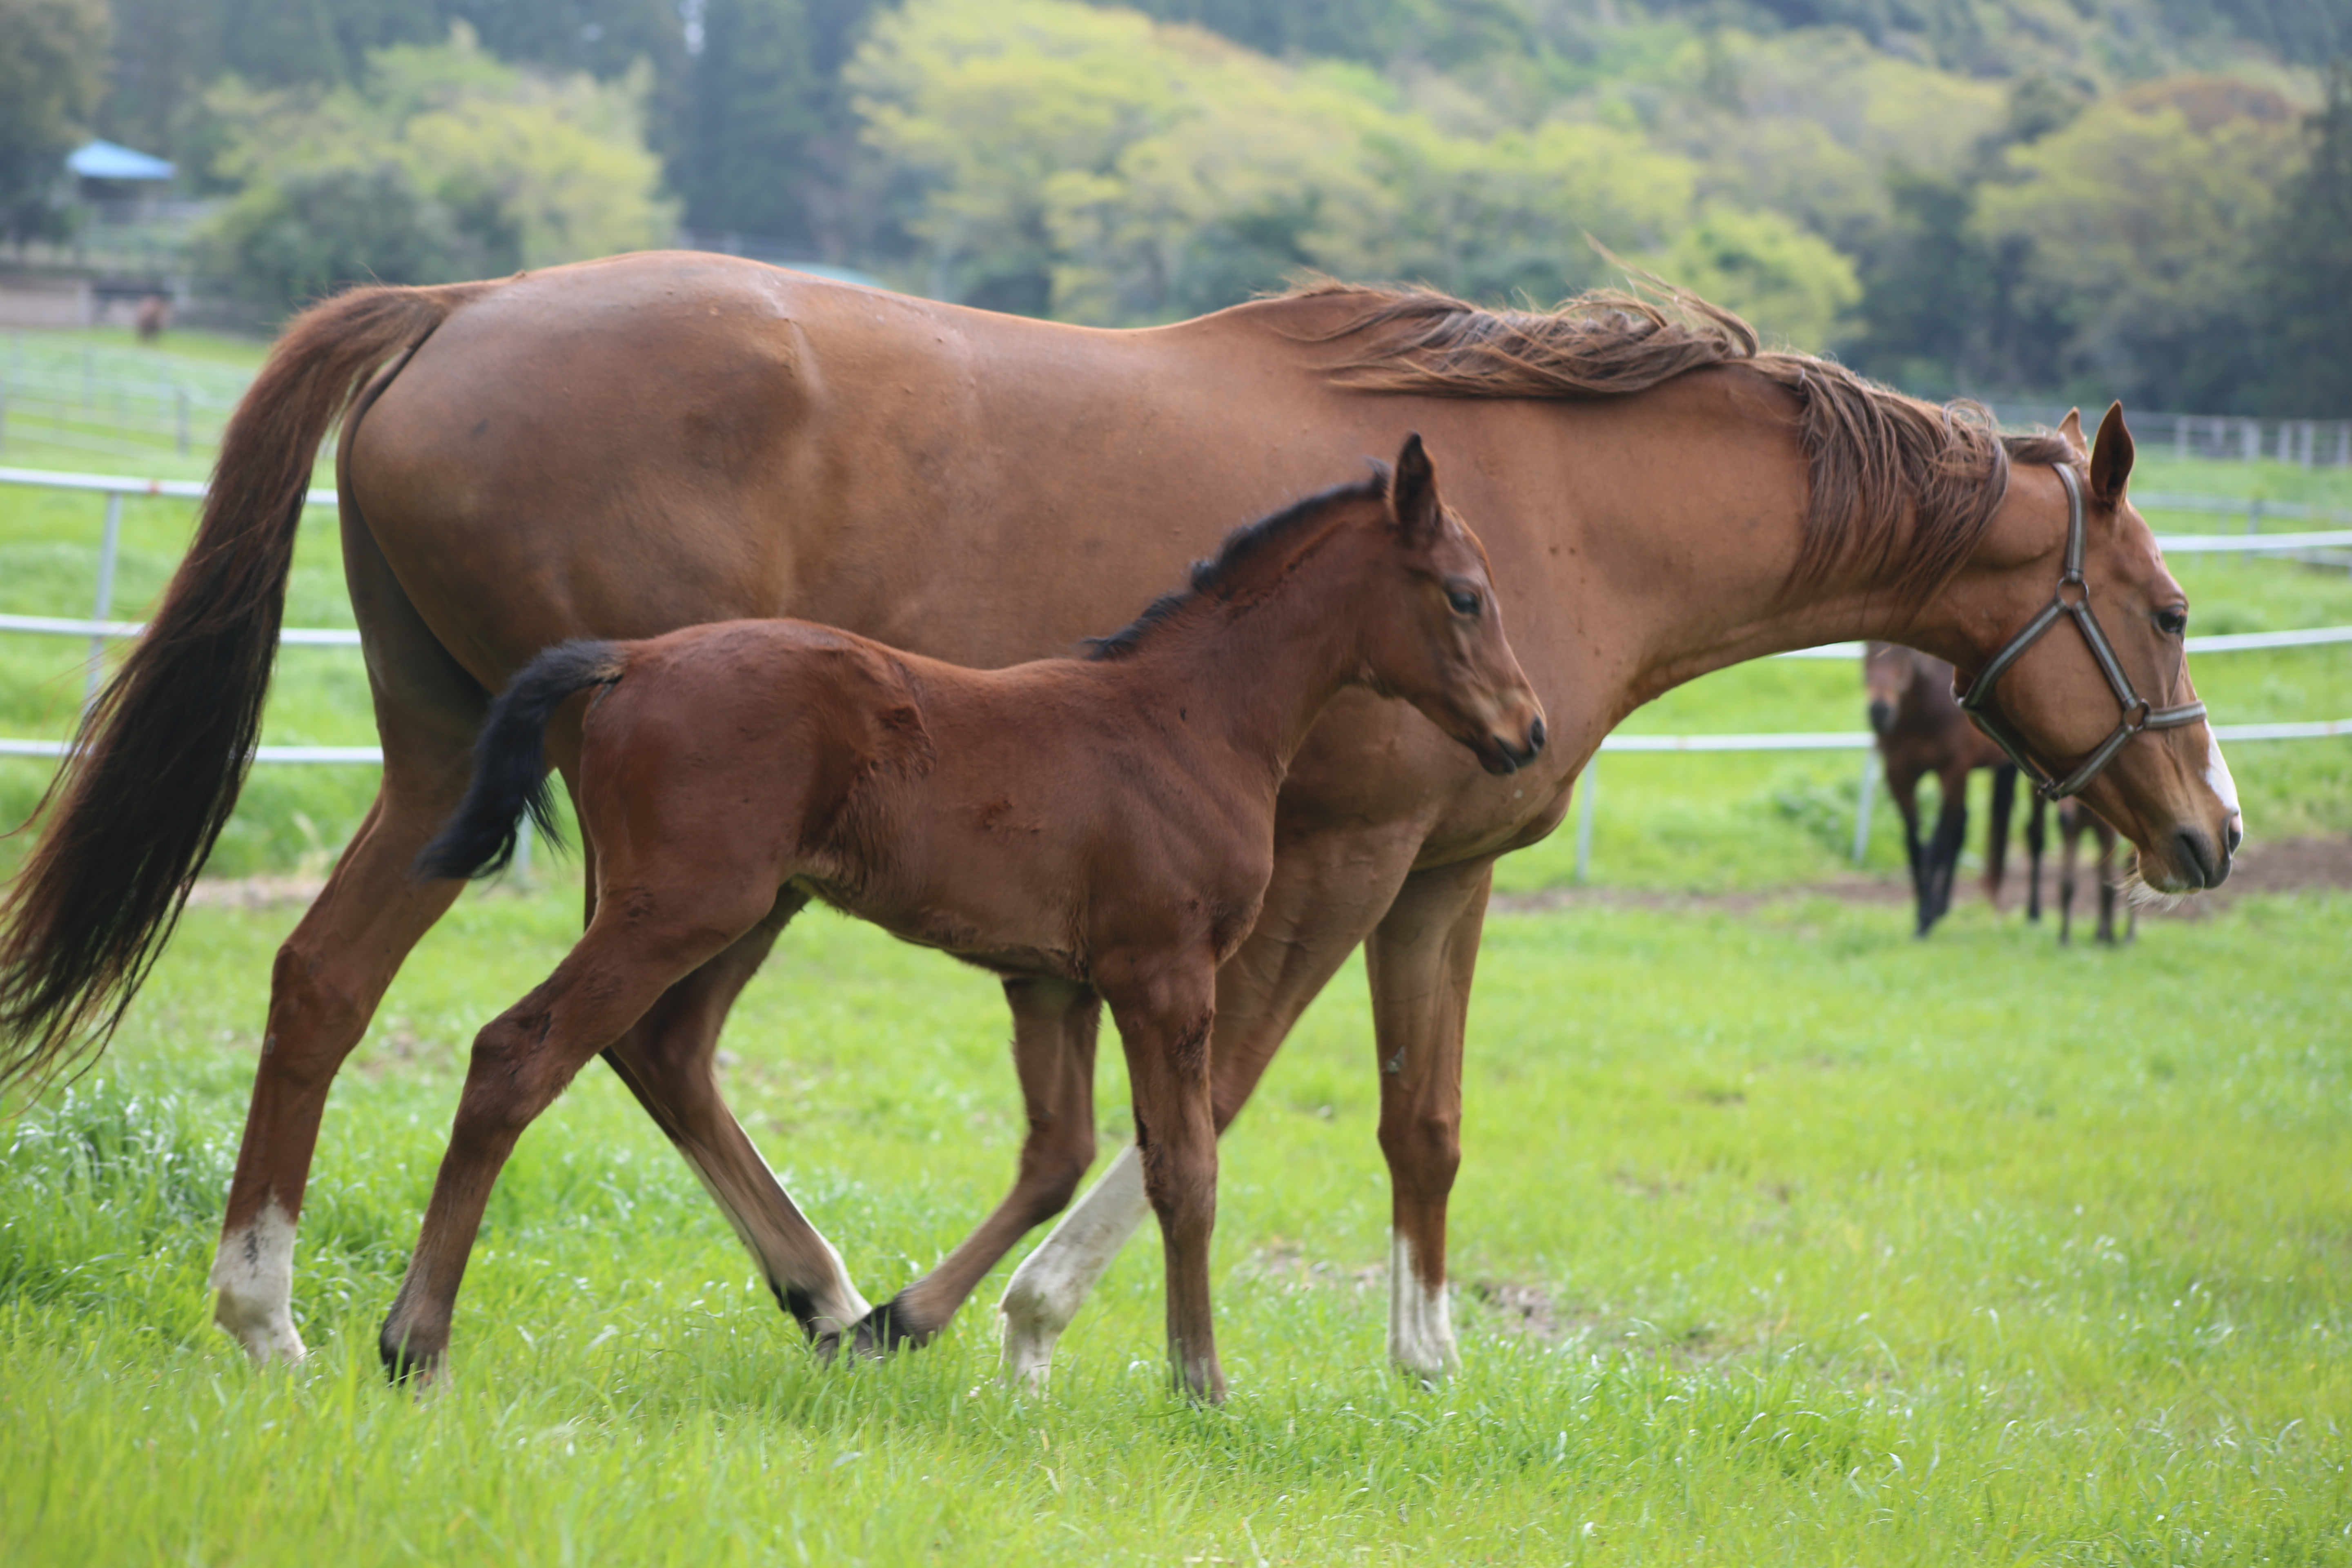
[
  {"x1": 856, "y1": 978, "x2": 1101, "y2": 1352},
  {"x1": 1100, "y1": 956, "x2": 1223, "y2": 1402},
  {"x1": 1365, "y1": 855, "x2": 1494, "y2": 1383},
  {"x1": 600, "y1": 887, "x2": 872, "y2": 1348},
  {"x1": 379, "y1": 894, "x2": 760, "y2": 1381}
]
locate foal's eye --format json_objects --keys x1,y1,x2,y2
[
  {"x1": 1447, "y1": 588, "x2": 1482, "y2": 617},
  {"x1": 2156, "y1": 606, "x2": 2188, "y2": 636}
]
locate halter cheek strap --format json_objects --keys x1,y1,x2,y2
[{"x1": 1958, "y1": 463, "x2": 2205, "y2": 801}]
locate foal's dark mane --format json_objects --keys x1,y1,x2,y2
[
  {"x1": 1085, "y1": 475, "x2": 1387, "y2": 662},
  {"x1": 1282, "y1": 281, "x2": 2078, "y2": 609}
]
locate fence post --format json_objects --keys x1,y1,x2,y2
[
  {"x1": 2241, "y1": 419, "x2": 2259, "y2": 462},
  {"x1": 175, "y1": 384, "x2": 189, "y2": 455},
  {"x1": 1574, "y1": 764, "x2": 1597, "y2": 884},
  {"x1": 2338, "y1": 422, "x2": 2351, "y2": 468},
  {"x1": 512, "y1": 813, "x2": 535, "y2": 883},
  {"x1": 1851, "y1": 749, "x2": 1877, "y2": 864},
  {"x1": 2174, "y1": 413, "x2": 2188, "y2": 460},
  {"x1": 84, "y1": 491, "x2": 123, "y2": 714}
]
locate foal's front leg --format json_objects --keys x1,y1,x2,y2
[
  {"x1": 378, "y1": 907, "x2": 748, "y2": 1381},
  {"x1": 855, "y1": 977, "x2": 1102, "y2": 1352},
  {"x1": 1100, "y1": 958, "x2": 1222, "y2": 1401}
]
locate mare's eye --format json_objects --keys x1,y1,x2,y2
[
  {"x1": 2156, "y1": 606, "x2": 2188, "y2": 636},
  {"x1": 1447, "y1": 588, "x2": 1481, "y2": 617}
]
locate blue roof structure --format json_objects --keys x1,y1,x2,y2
[{"x1": 67, "y1": 140, "x2": 176, "y2": 182}]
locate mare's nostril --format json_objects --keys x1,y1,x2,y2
[
  {"x1": 1527, "y1": 717, "x2": 1547, "y2": 755},
  {"x1": 2223, "y1": 813, "x2": 2243, "y2": 856},
  {"x1": 2175, "y1": 827, "x2": 2219, "y2": 889}
]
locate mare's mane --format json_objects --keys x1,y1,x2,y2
[
  {"x1": 1283, "y1": 281, "x2": 2078, "y2": 608},
  {"x1": 1085, "y1": 474, "x2": 1387, "y2": 662}
]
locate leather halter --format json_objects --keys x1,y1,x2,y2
[{"x1": 1958, "y1": 464, "x2": 2204, "y2": 800}]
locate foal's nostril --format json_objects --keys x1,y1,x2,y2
[
  {"x1": 2174, "y1": 826, "x2": 2220, "y2": 889},
  {"x1": 1867, "y1": 700, "x2": 1892, "y2": 736}
]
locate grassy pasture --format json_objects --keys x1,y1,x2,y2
[
  {"x1": 1, "y1": 330, "x2": 2348, "y2": 1560},
  {"x1": 3, "y1": 886, "x2": 2346, "y2": 1564}
]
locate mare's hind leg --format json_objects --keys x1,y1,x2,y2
[
  {"x1": 857, "y1": 977, "x2": 1102, "y2": 1352},
  {"x1": 209, "y1": 550, "x2": 485, "y2": 1363},
  {"x1": 599, "y1": 889, "x2": 872, "y2": 1347},
  {"x1": 380, "y1": 892, "x2": 764, "y2": 1379}
]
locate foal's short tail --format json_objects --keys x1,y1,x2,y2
[{"x1": 416, "y1": 640, "x2": 626, "y2": 882}]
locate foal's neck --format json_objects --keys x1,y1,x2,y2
[{"x1": 1119, "y1": 524, "x2": 1384, "y2": 785}]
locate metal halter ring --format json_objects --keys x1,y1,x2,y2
[{"x1": 1958, "y1": 464, "x2": 2205, "y2": 800}]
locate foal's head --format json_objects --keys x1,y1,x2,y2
[{"x1": 1356, "y1": 434, "x2": 1548, "y2": 775}]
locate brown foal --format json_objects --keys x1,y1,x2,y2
[{"x1": 388, "y1": 437, "x2": 1543, "y2": 1400}]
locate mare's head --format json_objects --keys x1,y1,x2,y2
[
  {"x1": 1952, "y1": 403, "x2": 2240, "y2": 894},
  {"x1": 1358, "y1": 434, "x2": 1547, "y2": 775}
]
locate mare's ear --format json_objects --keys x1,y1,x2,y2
[
  {"x1": 1391, "y1": 432, "x2": 1441, "y2": 546},
  {"x1": 2057, "y1": 407, "x2": 2087, "y2": 457},
  {"x1": 2089, "y1": 401, "x2": 2134, "y2": 506}
]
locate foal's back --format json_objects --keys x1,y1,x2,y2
[{"x1": 577, "y1": 617, "x2": 1270, "y2": 979}]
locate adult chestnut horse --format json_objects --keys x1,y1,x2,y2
[{"x1": 0, "y1": 255, "x2": 2240, "y2": 1382}]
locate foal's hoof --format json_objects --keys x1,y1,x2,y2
[
  {"x1": 849, "y1": 1296, "x2": 935, "y2": 1357},
  {"x1": 378, "y1": 1331, "x2": 443, "y2": 1388}
]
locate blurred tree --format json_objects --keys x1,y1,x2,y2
[
  {"x1": 1974, "y1": 76, "x2": 2302, "y2": 408},
  {"x1": 681, "y1": 0, "x2": 824, "y2": 240},
  {"x1": 0, "y1": 0, "x2": 109, "y2": 242},
  {"x1": 2259, "y1": 65, "x2": 2352, "y2": 414},
  {"x1": 1649, "y1": 205, "x2": 1860, "y2": 351},
  {"x1": 198, "y1": 29, "x2": 674, "y2": 310}
]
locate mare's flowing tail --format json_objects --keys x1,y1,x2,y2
[
  {"x1": 416, "y1": 641, "x2": 626, "y2": 882},
  {"x1": 0, "y1": 279, "x2": 497, "y2": 1096}
]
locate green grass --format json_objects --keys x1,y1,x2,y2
[{"x1": 3, "y1": 886, "x2": 2347, "y2": 1564}]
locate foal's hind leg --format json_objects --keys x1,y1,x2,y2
[
  {"x1": 857, "y1": 977, "x2": 1102, "y2": 1352},
  {"x1": 599, "y1": 889, "x2": 871, "y2": 1348},
  {"x1": 380, "y1": 896, "x2": 760, "y2": 1379}
]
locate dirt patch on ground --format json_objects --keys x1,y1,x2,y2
[
  {"x1": 1490, "y1": 834, "x2": 2352, "y2": 919},
  {"x1": 183, "y1": 837, "x2": 2348, "y2": 919}
]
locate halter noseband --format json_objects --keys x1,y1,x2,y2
[{"x1": 1958, "y1": 463, "x2": 2205, "y2": 800}]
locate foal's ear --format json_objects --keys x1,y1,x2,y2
[
  {"x1": 2057, "y1": 407, "x2": 2087, "y2": 457},
  {"x1": 1390, "y1": 432, "x2": 1441, "y2": 546},
  {"x1": 2088, "y1": 401, "x2": 2135, "y2": 506}
]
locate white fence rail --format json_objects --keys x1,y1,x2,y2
[{"x1": 3, "y1": 463, "x2": 2345, "y2": 888}]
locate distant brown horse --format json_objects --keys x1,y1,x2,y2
[
  {"x1": 0, "y1": 256, "x2": 2239, "y2": 1385},
  {"x1": 388, "y1": 438, "x2": 1542, "y2": 1399},
  {"x1": 1863, "y1": 642, "x2": 2022, "y2": 934}
]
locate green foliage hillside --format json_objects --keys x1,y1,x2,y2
[{"x1": 12, "y1": 0, "x2": 2349, "y2": 410}]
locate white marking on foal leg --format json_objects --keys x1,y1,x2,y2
[
  {"x1": 210, "y1": 1201, "x2": 307, "y2": 1364},
  {"x1": 677, "y1": 1148, "x2": 871, "y2": 1339},
  {"x1": 998, "y1": 1142, "x2": 1149, "y2": 1389},
  {"x1": 2204, "y1": 731, "x2": 2242, "y2": 826},
  {"x1": 1387, "y1": 1231, "x2": 1459, "y2": 1383}
]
